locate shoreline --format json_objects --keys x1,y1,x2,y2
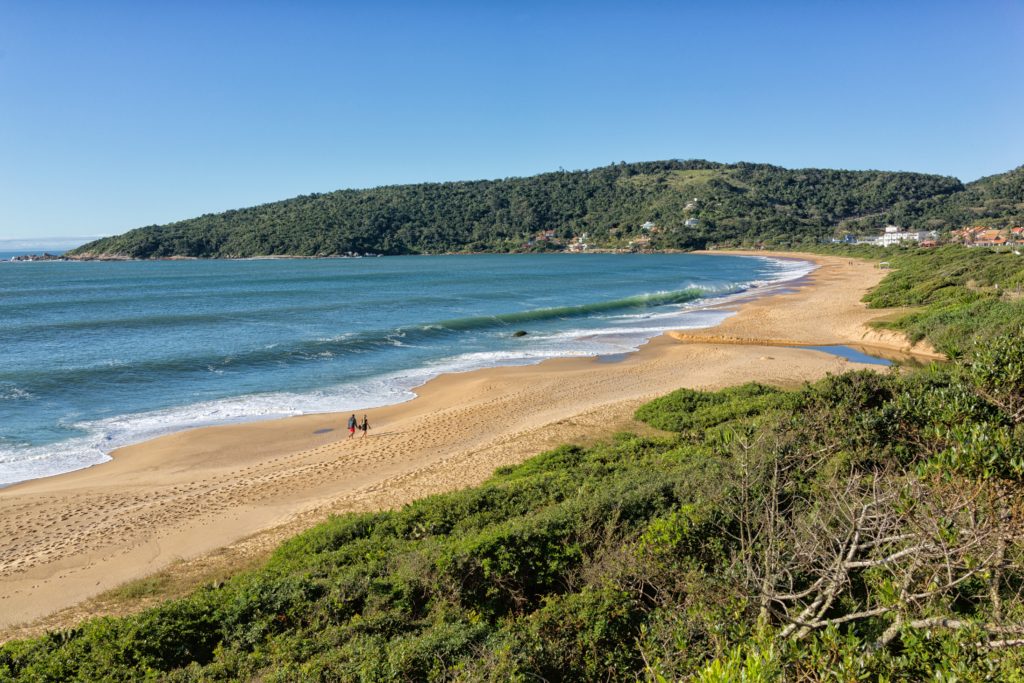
[
  {"x1": 0, "y1": 251, "x2": 939, "y2": 638},
  {"x1": 62, "y1": 249, "x2": 692, "y2": 261},
  {"x1": 0, "y1": 251, "x2": 812, "y2": 490}
]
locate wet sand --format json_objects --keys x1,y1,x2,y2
[{"x1": 0, "y1": 251, "x2": 939, "y2": 636}]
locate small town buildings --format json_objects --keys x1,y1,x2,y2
[
  {"x1": 530, "y1": 229, "x2": 564, "y2": 246},
  {"x1": 567, "y1": 233, "x2": 589, "y2": 252},
  {"x1": 951, "y1": 226, "x2": 1018, "y2": 247},
  {"x1": 976, "y1": 230, "x2": 1009, "y2": 247},
  {"x1": 873, "y1": 226, "x2": 937, "y2": 247}
]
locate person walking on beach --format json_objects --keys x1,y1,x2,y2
[
  {"x1": 359, "y1": 414, "x2": 371, "y2": 437},
  {"x1": 347, "y1": 414, "x2": 357, "y2": 438}
]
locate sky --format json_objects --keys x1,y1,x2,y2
[{"x1": 1, "y1": 1, "x2": 1023, "y2": 243}]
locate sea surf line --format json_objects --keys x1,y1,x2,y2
[{"x1": 0, "y1": 253, "x2": 814, "y2": 485}]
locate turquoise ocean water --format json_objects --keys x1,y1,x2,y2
[{"x1": 0, "y1": 253, "x2": 812, "y2": 485}]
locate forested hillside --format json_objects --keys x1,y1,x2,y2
[
  {"x1": 844, "y1": 165, "x2": 1024, "y2": 232},
  {"x1": 68, "y1": 161, "x2": 966, "y2": 258}
]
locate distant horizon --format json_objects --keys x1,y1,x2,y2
[{"x1": 0, "y1": 237, "x2": 107, "y2": 250}]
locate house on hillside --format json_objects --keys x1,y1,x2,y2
[
  {"x1": 951, "y1": 225, "x2": 1007, "y2": 246},
  {"x1": 950, "y1": 227, "x2": 976, "y2": 244},
  {"x1": 568, "y1": 233, "x2": 589, "y2": 252},
  {"x1": 973, "y1": 229, "x2": 1009, "y2": 247},
  {"x1": 874, "y1": 225, "x2": 936, "y2": 247}
]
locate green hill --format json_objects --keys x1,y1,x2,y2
[
  {"x1": 845, "y1": 165, "x2": 1024, "y2": 232},
  {"x1": 68, "y1": 160, "x2": 967, "y2": 258}
]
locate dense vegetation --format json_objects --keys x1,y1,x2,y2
[
  {"x1": 68, "y1": 161, "x2": 968, "y2": 258},
  {"x1": 3, "y1": 250, "x2": 1024, "y2": 681},
  {"x1": 855, "y1": 165, "x2": 1024, "y2": 232},
  {"x1": 812, "y1": 244, "x2": 1024, "y2": 358}
]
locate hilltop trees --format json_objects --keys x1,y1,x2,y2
[{"x1": 70, "y1": 161, "x2": 965, "y2": 258}]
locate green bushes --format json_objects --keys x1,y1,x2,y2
[
  {"x1": 0, "y1": 598, "x2": 222, "y2": 682},
  {"x1": 484, "y1": 587, "x2": 645, "y2": 680},
  {"x1": 811, "y1": 245, "x2": 1024, "y2": 357},
  {"x1": 634, "y1": 382, "x2": 792, "y2": 432},
  {"x1": 70, "y1": 161, "x2": 967, "y2": 258},
  {"x1": 866, "y1": 246, "x2": 1024, "y2": 356}
]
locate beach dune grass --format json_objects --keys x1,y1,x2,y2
[{"x1": 822, "y1": 244, "x2": 1024, "y2": 357}]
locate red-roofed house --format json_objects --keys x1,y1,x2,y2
[{"x1": 973, "y1": 229, "x2": 1009, "y2": 247}]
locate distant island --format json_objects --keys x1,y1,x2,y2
[
  {"x1": 3, "y1": 252, "x2": 69, "y2": 262},
  {"x1": 69, "y1": 160, "x2": 1024, "y2": 259}
]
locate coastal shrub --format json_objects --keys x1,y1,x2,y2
[
  {"x1": 379, "y1": 619, "x2": 489, "y2": 681},
  {"x1": 890, "y1": 297, "x2": 1024, "y2": 357},
  {"x1": 386, "y1": 474, "x2": 577, "y2": 541},
  {"x1": 216, "y1": 574, "x2": 326, "y2": 651},
  {"x1": 273, "y1": 510, "x2": 385, "y2": 558},
  {"x1": 831, "y1": 245, "x2": 1024, "y2": 356},
  {"x1": 476, "y1": 587, "x2": 645, "y2": 681},
  {"x1": 69, "y1": 161, "x2": 973, "y2": 259},
  {"x1": 967, "y1": 324, "x2": 1024, "y2": 423},
  {"x1": 634, "y1": 504, "x2": 722, "y2": 571},
  {"x1": 634, "y1": 382, "x2": 789, "y2": 432}
]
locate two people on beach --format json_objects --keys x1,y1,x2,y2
[{"x1": 347, "y1": 414, "x2": 370, "y2": 438}]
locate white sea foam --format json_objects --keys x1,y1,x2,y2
[
  {"x1": 0, "y1": 386, "x2": 34, "y2": 401},
  {"x1": 750, "y1": 256, "x2": 817, "y2": 285},
  {"x1": 0, "y1": 374, "x2": 423, "y2": 486}
]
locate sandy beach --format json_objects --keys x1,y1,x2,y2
[{"x1": 0, "y1": 251, "x2": 939, "y2": 638}]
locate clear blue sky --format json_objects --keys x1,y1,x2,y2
[{"x1": 2, "y1": 1, "x2": 1022, "y2": 242}]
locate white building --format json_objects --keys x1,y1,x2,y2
[{"x1": 874, "y1": 226, "x2": 936, "y2": 247}]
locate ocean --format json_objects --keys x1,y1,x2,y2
[{"x1": 0, "y1": 253, "x2": 812, "y2": 485}]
